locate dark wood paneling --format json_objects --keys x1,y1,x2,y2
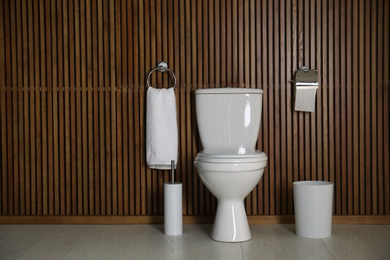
[{"x1": 0, "y1": 0, "x2": 389, "y2": 219}]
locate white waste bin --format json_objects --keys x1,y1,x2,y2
[{"x1": 293, "y1": 181, "x2": 333, "y2": 238}]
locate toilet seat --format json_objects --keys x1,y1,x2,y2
[{"x1": 195, "y1": 148, "x2": 267, "y2": 164}]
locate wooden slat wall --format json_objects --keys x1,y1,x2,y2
[{"x1": 0, "y1": 0, "x2": 389, "y2": 218}]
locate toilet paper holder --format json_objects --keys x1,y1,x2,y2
[{"x1": 292, "y1": 66, "x2": 318, "y2": 112}]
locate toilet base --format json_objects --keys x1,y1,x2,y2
[{"x1": 211, "y1": 199, "x2": 251, "y2": 242}]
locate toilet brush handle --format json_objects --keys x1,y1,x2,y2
[{"x1": 171, "y1": 160, "x2": 175, "y2": 184}]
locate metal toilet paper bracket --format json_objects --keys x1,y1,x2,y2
[{"x1": 292, "y1": 66, "x2": 318, "y2": 112}]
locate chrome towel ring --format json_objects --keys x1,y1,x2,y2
[{"x1": 146, "y1": 61, "x2": 176, "y2": 90}]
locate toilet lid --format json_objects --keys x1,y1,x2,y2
[{"x1": 195, "y1": 148, "x2": 267, "y2": 163}]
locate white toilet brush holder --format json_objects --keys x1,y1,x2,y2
[{"x1": 164, "y1": 161, "x2": 182, "y2": 236}]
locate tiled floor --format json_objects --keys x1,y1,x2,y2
[{"x1": 0, "y1": 224, "x2": 389, "y2": 260}]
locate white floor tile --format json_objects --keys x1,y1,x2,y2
[
  {"x1": 275, "y1": 224, "x2": 334, "y2": 260},
  {"x1": 242, "y1": 224, "x2": 288, "y2": 260},
  {"x1": 348, "y1": 225, "x2": 390, "y2": 259},
  {"x1": 0, "y1": 224, "x2": 389, "y2": 260},
  {"x1": 110, "y1": 225, "x2": 165, "y2": 260},
  {"x1": 198, "y1": 242, "x2": 242, "y2": 260},
  {"x1": 20, "y1": 234, "x2": 85, "y2": 260},
  {"x1": 0, "y1": 225, "x2": 61, "y2": 260},
  {"x1": 63, "y1": 225, "x2": 129, "y2": 260},
  {"x1": 321, "y1": 225, "x2": 381, "y2": 260},
  {"x1": 19, "y1": 225, "x2": 95, "y2": 260},
  {"x1": 0, "y1": 225, "x2": 26, "y2": 243},
  {"x1": 192, "y1": 225, "x2": 242, "y2": 260},
  {"x1": 153, "y1": 225, "x2": 202, "y2": 260}
]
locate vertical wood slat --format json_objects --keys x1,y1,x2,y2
[
  {"x1": 377, "y1": 0, "x2": 384, "y2": 215},
  {"x1": 74, "y1": 0, "x2": 82, "y2": 216},
  {"x1": 364, "y1": 0, "x2": 372, "y2": 215},
  {"x1": 0, "y1": 0, "x2": 389, "y2": 218},
  {"x1": 25, "y1": 1, "x2": 36, "y2": 215},
  {"x1": 22, "y1": 0, "x2": 30, "y2": 216},
  {"x1": 63, "y1": 0, "x2": 71, "y2": 216},
  {"x1": 57, "y1": 0, "x2": 65, "y2": 215},
  {"x1": 358, "y1": 2, "x2": 366, "y2": 213},
  {"x1": 16, "y1": 0, "x2": 24, "y2": 216},
  {"x1": 285, "y1": 0, "x2": 292, "y2": 216},
  {"x1": 327, "y1": 0, "x2": 334, "y2": 214},
  {"x1": 0, "y1": 13, "x2": 7, "y2": 195},
  {"x1": 384, "y1": 0, "x2": 390, "y2": 215},
  {"x1": 49, "y1": 0, "x2": 57, "y2": 216},
  {"x1": 352, "y1": 0, "x2": 359, "y2": 215},
  {"x1": 371, "y1": 0, "x2": 378, "y2": 216},
  {"x1": 128, "y1": 87, "x2": 135, "y2": 215},
  {"x1": 80, "y1": 0, "x2": 88, "y2": 216},
  {"x1": 0, "y1": 0, "x2": 6, "y2": 215},
  {"x1": 10, "y1": 0, "x2": 18, "y2": 216},
  {"x1": 91, "y1": 0, "x2": 99, "y2": 216},
  {"x1": 43, "y1": 0, "x2": 52, "y2": 216},
  {"x1": 279, "y1": 0, "x2": 286, "y2": 216},
  {"x1": 118, "y1": 0, "x2": 126, "y2": 216},
  {"x1": 86, "y1": 0, "x2": 94, "y2": 216}
]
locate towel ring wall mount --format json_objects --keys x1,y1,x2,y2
[{"x1": 147, "y1": 61, "x2": 176, "y2": 90}]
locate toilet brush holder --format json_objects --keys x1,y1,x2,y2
[
  {"x1": 164, "y1": 182, "x2": 182, "y2": 235},
  {"x1": 164, "y1": 160, "x2": 182, "y2": 236}
]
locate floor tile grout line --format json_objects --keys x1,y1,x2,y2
[
  {"x1": 273, "y1": 224, "x2": 292, "y2": 260},
  {"x1": 0, "y1": 225, "x2": 29, "y2": 245},
  {"x1": 319, "y1": 237, "x2": 336, "y2": 260},
  {"x1": 17, "y1": 224, "x2": 64, "y2": 260},
  {"x1": 316, "y1": 223, "x2": 339, "y2": 260},
  {"x1": 346, "y1": 224, "x2": 385, "y2": 260},
  {"x1": 61, "y1": 233, "x2": 84, "y2": 259},
  {"x1": 0, "y1": 228, "x2": 19, "y2": 245}
]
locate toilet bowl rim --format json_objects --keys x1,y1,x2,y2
[
  {"x1": 195, "y1": 150, "x2": 267, "y2": 164},
  {"x1": 194, "y1": 160, "x2": 267, "y2": 172}
]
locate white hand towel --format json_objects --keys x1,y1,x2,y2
[{"x1": 146, "y1": 87, "x2": 178, "y2": 169}]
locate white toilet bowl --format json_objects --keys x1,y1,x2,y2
[
  {"x1": 194, "y1": 149, "x2": 267, "y2": 242},
  {"x1": 194, "y1": 88, "x2": 268, "y2": 242}
]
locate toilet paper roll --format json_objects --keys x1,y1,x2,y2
[
  {"x1": 164, "y1": 183, "x2": 183, "y2": 236},
  {"x1": 294, "y1": 87, "x2": 317, "y2": 112}
]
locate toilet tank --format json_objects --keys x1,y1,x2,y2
[{"x1": 195, "y1": 88, "x2": 263, "y2": 149}]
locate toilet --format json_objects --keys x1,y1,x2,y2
[{"x1": 194, "y1": 88, "x2": 268, "y2": 242}]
